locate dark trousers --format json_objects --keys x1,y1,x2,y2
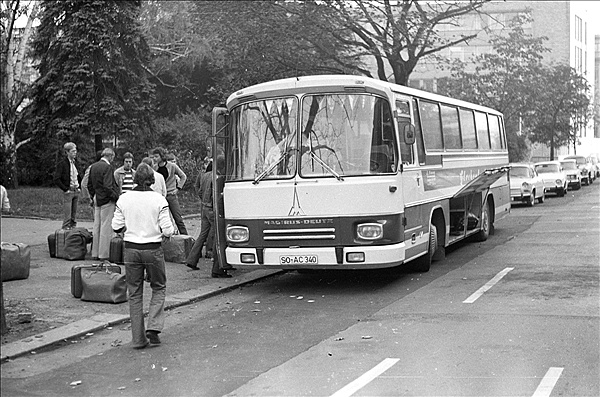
[
  {"x1": 186, "y1": 205, "x2": 214, "y2": 268},
  {"x1": 166, "y1": 193, "x2": 188, "y2": 235}
]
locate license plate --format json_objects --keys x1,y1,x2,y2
[{"x1": 279, "y1": 255, "x2": 318, "y2": 265}]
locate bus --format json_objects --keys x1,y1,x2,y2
[{"x1": 210, "y1": 75, "x2": 510, "y2": 273}]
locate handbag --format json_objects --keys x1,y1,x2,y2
[{"x1": 80, "y1": 267, "x2": 128, "y2": 304}]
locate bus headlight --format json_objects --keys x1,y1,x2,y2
[
  {"x1": 226, "y1": 226, "x2": 249, "y2": 243},
  {"x1": 356, "y1": 223, "x2": 383, "y2": 240}
]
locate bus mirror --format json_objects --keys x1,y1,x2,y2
[{"x1": 404, "y1": 125, "x2": 416, "y2": 145}]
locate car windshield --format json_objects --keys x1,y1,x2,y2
[
  {"x1": 510, "y1": 166, "x2": 529, "y2": 178},
  {"x1": 535, "y1": 164, "x2": 559, "y2": 173},
  {"x1": 561, "y1": 161, "x2": 577, "y2": 170},
  {"x1": 565, "y1": 156, "x2": 586, "y2": 166}
]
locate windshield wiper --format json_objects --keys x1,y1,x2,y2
[
  {"x1": 253, "y1": 151, "x2": 291, "y2": 185},
  {"x1": 307, "y1": 149, "x2": 344, "y2": 181}
]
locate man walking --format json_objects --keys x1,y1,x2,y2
[
  {"x1": 112, "y1": 163, "x2": 174, "y2": 349},
  {"x1": 114, "y1": 152, "x2": 136, "y2": 194},
  {"x1": 151, "y1": 147, "x2": 188, "y2": 234},
  {"x1": 53, "y1": 142, "x2": 82, "y2": 229},
  {"x1": 88, "y1": 148, "x2": 119, "y2": 261}
]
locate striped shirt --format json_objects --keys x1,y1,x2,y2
[{"x1": 121, "y1": 171, "x2": 134, "y2": 192}]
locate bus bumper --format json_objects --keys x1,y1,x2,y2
[{"x1": 225, "y1": 242, "x2": 407, "y2": 270}]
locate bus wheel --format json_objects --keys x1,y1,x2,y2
[
  {"x1": 476, "y1": 203, "x2": 491, "y2": 242},
  {"x1": 411, "y1": 224, "x2": 437, "y2": 273}
]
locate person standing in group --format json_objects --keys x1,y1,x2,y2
[
  {"x1": 151, "y1": 147, "x2": 188, "y2": 235},
  {"x1": 53, "y1": 142, "x2": 82, "y2": 229},
  {"x1": 113, "y1": 152, "x2": 136, "y2": 195},
  {"x1": 112, "y1": 163, "x2": 174, "y2": 349},
  {"x1": 185, "y1": 156, "x2": 233, "y2": 278},
  {"x1": 142, "y1": 157, "x2": 167, "y2": 197},
  {"x1": 88, "y1": 148, "x2": 119, "y2": 261},
  {"x1": 1, "y1": 184, "x2": 10, "y2": 213}
]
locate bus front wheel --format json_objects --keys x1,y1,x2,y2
[
  {"x1": 411, "y1": 224, "x2": 437, "y2": 273},
  {"x1": 476, "y1": 203, "x2": 491, "y2": 242}
]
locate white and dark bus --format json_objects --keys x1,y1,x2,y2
[{"x1": 210, "y1": 75, "x2": 510, "y2": 272}]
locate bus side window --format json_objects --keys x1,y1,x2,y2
[
  {"x1": 396, "y1": 99, "x2": 414, "y2": 165},
  {"x1": 488, "y1": 114, "x2": 502, "y2": 150},
  {"x1": 459, "y1": 108, "x2": 477, "y2": 149},
  {"x1": 474, "y1": 111, "x2": 491, "y2": 150},
  {"x1": 412, "y1": 99, "x2": 426, "y2": 165},
  {"x1": 419, "y1": 100, "x2": 443, "y2": 151}
]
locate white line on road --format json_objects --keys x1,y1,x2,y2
[
  {"x1": 532, "y1": 367, "x2": 564, "y2": 397},
  {"x1": 463, "y1": 267, "x2": 514, "y2": 303},
  {"x1": 330, "y1": 358, "x2": 400, "y2": 397}
]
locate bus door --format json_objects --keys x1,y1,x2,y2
[
  {"x1": 211, "y1": 107, "x2": 229, "y2": 269},
  {"x1": 394, "y1": 95, "x2": 423, "y2": 252}
]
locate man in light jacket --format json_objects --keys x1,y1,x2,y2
[{"x1": 151, "y1": 147, "x2": 188, "y2": 234}]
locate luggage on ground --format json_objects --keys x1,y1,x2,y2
[
  {"x1": 71, "y1": 262, "x2": 122, "y2": 298},
  {"x1": 80, "y1": 266, "x2": 127, "y2": 303},
  {"x1": 1, "y1": 242, "x2": 31, "y2": 282},
  {"x1": 47, "y1": 233, "x2": 56, "y2": 258},
  {"x1": 162, "y1": 235, "x2": 195, "y2": 263},
  {"x1": 51, "y1": 228, "x2": 92, "y2": 260},
  {"x1": 109, "y1": 235, "x2": 124, "y2": 265}
]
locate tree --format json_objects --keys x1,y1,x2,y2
[
  {"x1": 1, "y1": 0, "x2": 40, "y2": 187},
  {"x1": 527, "y1": 64, "x2": 592, "y2": 159},
  {"x1": 26, "y1": 0, "x2": 155, "y2": 162},
  {"x1": 438, "y1": 14, "x2": 549, "y2": 162},
  {"x1": 285, "y1": 0, "x2": 490, "y2": 85}
]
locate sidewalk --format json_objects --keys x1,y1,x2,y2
[{"x1": 0, "y1": 216, "x2": 283, "y2": 362}]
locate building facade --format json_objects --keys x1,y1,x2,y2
[{"x1": 407, "y1": 1, "x2": 599, "y2": 160}]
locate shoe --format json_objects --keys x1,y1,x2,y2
[
  {"x1": 146, "y1": 330, "x2": 161, "y2": 345},
  {"x1": 186, "y1": 264, "x2": 199, "y2": 270},
  {"x1": 132, "y1": 340, "x2": 149, "y2": 349},
  {"x1": 222, "y1": 266, "x2": 237, "y2": 271},
  {"x1": 212, "y1": 272, "x2": 232, "y2": 278},
  {"x1": 204, "y1": 251, "x2": 213, "y2": 259}
]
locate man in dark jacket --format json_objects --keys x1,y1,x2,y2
[
  {"x1": 88, "y1": 148, "x2": 119, "y2": 260},
  {"x1": 53, "y1": 142, "x2": 82, "y2": 229}
]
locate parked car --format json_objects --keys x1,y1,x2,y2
[
  {"x1": 534, "y1": 161, "x2": 568, "y2": 197},
  {"x1": 563, "y1": 155, "x2": 594, "y2": 185},
  {"x1": 588, "y1": 155, "x2": 600, "y2": 178},
  {"x1": 509, "y1": 163, "x2": 545, "y2": 206},
  {"x1": 559, "y1": 159, "x2": 581, "y2": 190}
]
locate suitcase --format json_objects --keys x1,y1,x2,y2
[
  {"x1": 48, "y1": 233, "x2": 57, "y2": 258},
  {"x1": 109, "y1": 236, "x2": 124, "y2": 265},
  {"x1": 54, "y1": 228, "x2": 92, "y2": 260},
  {"x1": 80, "y1": 268, "x2": 127, "y2": 304},
  {"x1": 162, "y1": 235, "x2": 195, "y2": 263},
  {"x1": 1, "y1": 242, "x2": 31, "y2": 282},
  {"x1": 71, "y1": 263, "x2": 122, "y2": 298}
]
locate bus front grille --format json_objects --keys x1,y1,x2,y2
[{"x1": 263, "y1": 227, "x2": 336, "y2": 241}]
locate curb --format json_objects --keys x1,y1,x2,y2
[{"x1": 1, "y1": 269, "x2": 284, "y2": 363}]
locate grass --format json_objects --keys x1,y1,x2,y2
[{"x1": 4, "y1": 187, "x2": 202, "y2": 220}]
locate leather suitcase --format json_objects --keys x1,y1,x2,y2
[
  {"x1": 71, "y1": 263, "x2": 122, "y2": 298},
  {"x1": 80, "y1": 268, "x2": 127, "y2": 304},
  {"x1": 55, "y1": 228, "x2": 92, "y2": 260},
  {"x1": 109, "y1": 236, "x2": 124, "y2": 265},
  {"x1": 1, "y1": 242, "x2": 31, "y2": 282},
  {"x1": 162, "y1": 235, "x2": 195, "y2": 263}
]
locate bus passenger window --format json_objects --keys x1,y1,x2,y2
[
  {"x1": 474, "y1": 111, "x2": 491, "y2": 150},
  {"x1": 488, "y1": 114, "x2": 502, "y2": 150},
  {"x1": 459, "y1": 109, "x2": 477, "y2": 149},
  {"x1": 396, "y1": 99, "x2": 414, "y2": 165},
  {"x1": 441, "y1": 104, "x2": 461, "y2": 150},
  {"x1": 412, "y1": 99, "x2": 426, "y2": 165},
  {"x1": 419, "y1": 100, "x2": 443, "y2": 151}
]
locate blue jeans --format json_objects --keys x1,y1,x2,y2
[
  {"x1": 124, "y1": 246, "x2": 166, "y2": 348},
  {"x1": 186, "y1": 205, "x2": 215, "y2": 268},
  {"x1": 62, "y1": 189, "x2": 79, "y2": 229},
  {"x1": 166, "y1": 193, "x2": 188, "y2": 235}
]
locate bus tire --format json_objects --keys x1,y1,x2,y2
[
  {"x1": 476, "y1": 202, "x2": 491, "y2": 242},
  {"x1": 411, "y1": 224, "x2": 437, "y2": 273}
]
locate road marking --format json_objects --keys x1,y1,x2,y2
[
  {"x1": 532, "y1": 367, "x2": 564, "y2": 397},
  {"x1": 463, "y1": 267, "x2": 514, "y2": 303},
  {"x1": 330, "y1": 358, "x2": 400, "y2": 397}
]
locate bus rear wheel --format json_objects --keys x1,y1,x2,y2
[{"x1": 411, "y1": 224, "x2": 437, "y2": 273}]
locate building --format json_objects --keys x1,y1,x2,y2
[{"x1": 407, "y1": 1, "x2": 599, "y2": 160}]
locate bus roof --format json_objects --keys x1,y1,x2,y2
[{"x1": 226, "y1": 74, "x2": 503, "y2": 116}]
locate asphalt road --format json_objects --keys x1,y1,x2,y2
[{"x1": 1, "y1": 184, "x2": 598, "y2": 397}]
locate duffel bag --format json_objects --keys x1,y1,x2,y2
[
  {"x1": 71, "y1": 262, "x2": 122, "y2": 298},
  {"x1": 1, "y1": 242, "x2": 31, "y2": 282},
  {"x1": 162, "y1": 235, "x2": 195, "y2": 263},
  {"x1": 56, "y1": 228, "x2": 92, "y2": 261}
]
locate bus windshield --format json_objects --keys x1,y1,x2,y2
[{"x1": 228, "y1": 94, "x2": 398, "y2": 182}]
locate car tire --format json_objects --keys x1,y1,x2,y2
[
  {"x1": 576, "y1": 181, "x2": 582, "y2": 190},
  {"x1": 558, "y1": 187, "x2": 565, "y2": 197},
  {"x1": 590, "y1": 174, "x2": 594, "y2": 184},
  {"x1": 527, "y1": 191, "x2": 535, "y2": 207},
  {"x1": 538, "y1": 191, "x2": 545, "y2": 204}
]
